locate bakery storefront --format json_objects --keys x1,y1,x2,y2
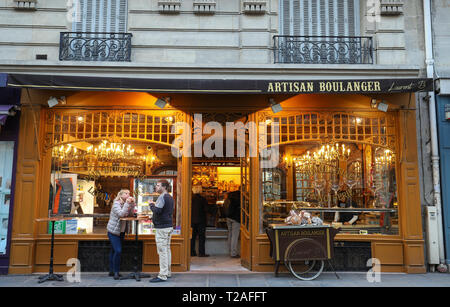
[{"x1": 6, "y1": 74, "x2": 431, "y2": 274}]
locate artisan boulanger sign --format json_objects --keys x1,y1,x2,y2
[
  {"x1": 266, "y1": 79, "x2": 432, "y2": 94},
  {"x1": 6, "y1": 74, "x2": 433, "y2": 94}
]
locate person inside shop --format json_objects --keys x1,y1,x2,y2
[
  {"x1": 149, "y1": 179, "x2": 174, "y2": 283},
  {"x1": 334, "y1": 194, "x2": 359, "y2": 225},
  {"x1": 191, "y1": 185, "x2": 209, "y2": 257},
  {"x1": 106, "y1": 189, "x2": 136, "y2": 280},
  {"x1": 226, "y1": 189, "x2": 241, "y2": 258}
]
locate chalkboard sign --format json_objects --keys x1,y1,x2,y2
[{"x1": 53, "y1": 178, "x2": 73, "y2": 215}]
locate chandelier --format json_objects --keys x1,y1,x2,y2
[
  {"x1": 52, "y1": 143, "x2": 81, "y2": 161},
  {"x1": 87, "y1": 140, "x2": 136, "y2": 161},
  {"x1": 294, "y1": 143, "x2": 351, "y2": 173},
  {"x1": 52, "y1": 140, "x2": 160, "y2": 171},
  {"x1": 375, "y1": 148, "x2": 393, "y2": 165}
]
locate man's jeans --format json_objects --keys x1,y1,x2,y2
[
  {"x1": 191, "y1": 223, "x2": 207, "y2": 256},
  {"x1": 155, "y1": 227, "x2": 173, "y2": 280},
  {"x1": 226, "y1": 218, "x2": 240, "y2": 257}
]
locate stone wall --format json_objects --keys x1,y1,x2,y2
[
  {"x1": 0, "y1": 0, "x2": 430, "y2": 67},
  {"x1": 432, "y1": 0, "x2": 450, "y2": 77}
]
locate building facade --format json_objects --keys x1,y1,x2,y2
[
  {"x1": 0, "y1": 0, "x2": 437, "y2": 274},
  {"x1": 429, "y1": 0, "x2": 450, "y2": 267}
]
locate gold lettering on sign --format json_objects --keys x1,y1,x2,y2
[
  {"x1": 280, "y1": 230, "x2": 325, "y2": 237},
  {"x1": 267, "y1": 82, "x2": 315, "y2": 93},
  {"x1": 267, "y1": 81, "x2": 383, "y2": 93}
]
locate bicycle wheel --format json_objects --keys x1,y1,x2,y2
[
  {"x1": 287, "y1": 259, "x2": 324, "y2": 281},
  {"x1": 284, "y1": 238, "x2": 326, "y2": 281}
]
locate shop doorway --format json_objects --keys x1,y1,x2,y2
[
  {"x1": 186, "y1": 110, "x2": 256, "y2": 271},
  {"x1": 189, "y1": 159, "x2": 247, "y2": 271}
]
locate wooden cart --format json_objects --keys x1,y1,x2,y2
[{"x1": 266, "y1": 224, "x2": 340, "y2": 281}]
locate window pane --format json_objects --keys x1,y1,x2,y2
[
  {"x1": 260, "y1": 113, "x2": 398, "y2": 236},
  {"x1": 49, "y1": 123, "x2": 180, "y2": 235},
  {"x1": 0, "y1": 142, "x2": 14, "y2": 254}
]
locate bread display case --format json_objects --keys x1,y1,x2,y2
[
  {"x1": 261, "y1": 140, "x2": 399, "y2": 236},
  {"x1": 262, "y1": 201, "x2": 398, "y2": 235},
  {"x1": 134, "y1": 177, "x2": 175, "y2": 234}
]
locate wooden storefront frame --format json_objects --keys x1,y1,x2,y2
[
  {"x1": 8, "y1": 90, "x2": 425, "y2": 274},
  {"x1": 249, "y1": 98, "x2": 425, "y2": 273}
]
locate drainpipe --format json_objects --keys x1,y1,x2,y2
[{"x1": 423, "y1": 0, "x2": 446, "y2": 268}]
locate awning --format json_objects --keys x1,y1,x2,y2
[{"x1": 6, "y1": 73, "x2": 433, "y2": 94}]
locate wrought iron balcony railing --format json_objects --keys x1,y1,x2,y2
[
  {"x1": 59, "y1": 32, "x2": 132, "y2": 62},
  {"x1": 273, "y1": 36, "x2": 373, "y2": 65}
]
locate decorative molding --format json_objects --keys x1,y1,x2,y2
[
  {"x1": 14, "y1": 0, "x2": 37, "y2": 10},
  {"x1": 380, "y1": 0, "x2": 404, "y2": 16},
  {"x1": 158, "y1": 0, "x2": 181, "y2": 14},
  {"x1": 242, "y1": 0, "x2": 267, "y2": 14},
  {"x1": 193, "y1": 0, "x2": 216, "y2": 14}
]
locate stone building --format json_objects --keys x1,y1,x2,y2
[{"x1": 0, "y1": 0, "x2": 443, "y2": 275}]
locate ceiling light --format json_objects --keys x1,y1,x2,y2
[
  {"x1": 47, "y1": 96, "x2": 66, "y2": 108},
  {"x1": 269, "y1": 98, "x2": 282, "y2": 114},
  {"x1": 377, "y1": 102, "x2": 389, "y2": 112},
  {"x1": 371, "y1": 98, "x2": 378, "y2": 109},
  {"x1": 47, "y1": 97, "x2": 59, "y2": 108},
  {"x1": 155, "y1": 97, "x2": 171, "y2": 109}
]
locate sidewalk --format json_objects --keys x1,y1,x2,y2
[{"x1": 0, "y1": 271, "x2": 449, "y2": 287}]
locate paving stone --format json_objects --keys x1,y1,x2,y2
[{"x1": 1, "y1": 272, "x2": 450, "y2": 287}]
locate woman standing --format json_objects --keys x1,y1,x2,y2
[{"x1": 107, "y1": 189, "x2": 136, "y2": 280}]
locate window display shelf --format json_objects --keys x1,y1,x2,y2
[{"x1": 263, "y1": 203, "x2": 396, "y2": 213}]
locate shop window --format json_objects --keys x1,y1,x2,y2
[
  {"x1": 262, "y1": 168, "x2": 285, "y2": 201},
  {"x1": 47, "y1": 110, "x2": 181, "y2": 235},
  {"x1": 0, "y1": 142, "x2": 14, "y2": 254},
  {"x1": 260, "y1": 112, "x2": 399, "y2": 236}
]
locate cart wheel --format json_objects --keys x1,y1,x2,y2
[{"x1": 284, "y1": 238, "x2": 326, "y2": 281}]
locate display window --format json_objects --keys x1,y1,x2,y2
[
  {"x1": 46, "y1": 110, "x2": 181, "y2": 235},
  {"x1": 260, "y1": 111, "x2": 399, "y2": 236},
  {"x1": 0, "y1": 141, "x2": 14, "y2": 254}
]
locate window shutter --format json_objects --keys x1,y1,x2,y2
[
  {"x1": 292, "y1": 0, "x2": 300, "y2": 36},
  {"x1": 72, "y1": 0, "x2": 127, "y2": 33},
  {"x1": 280, "y1": 0, "x2": 291, "y2": 35},
  {"x1": 279, "y1": 0, "x2": 357, "y2": 37},
  {"x1": 118, "y1": 0, "x2": 128, "y2": 33},
  {"x1": 347, "y1": 0, "x2": 355, "y2": 36}
]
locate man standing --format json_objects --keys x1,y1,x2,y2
[
  {"x1": 226, "y1": 190, "x2": 241, "y2": 258},
  {"x1": 149, "y1": 179, "x2": 174, "y2": 283},
  {"x1": 191, "y1": 185, "x2": 209, "y2": 257}
]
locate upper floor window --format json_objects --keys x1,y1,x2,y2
[
  {"x1": 72, "y1": 0, "x2": 128, "y2": 33},
  {"x1": 279, "y1": 0, "x2": 360, "y2": 37}
]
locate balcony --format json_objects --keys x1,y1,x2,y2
[
  {"x1": 59, "y1": 32, "x2": 132, "y2": 62},
  {"x1": 273, "y1": 36, "x2": 373, "y2": 65}
]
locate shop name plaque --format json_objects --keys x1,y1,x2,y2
[
  {"x1": 266, "y1": 79, "x2": 430, "y2": 94},
  {"x1": 280, "y1": 229, "x2": 326, "y2": 237}
]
